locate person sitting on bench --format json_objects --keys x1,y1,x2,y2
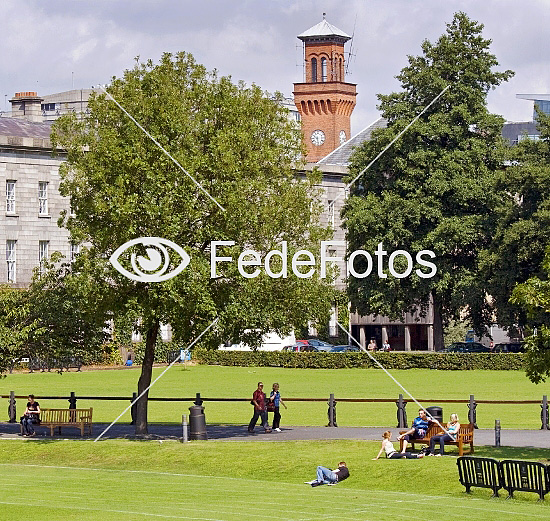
[
  {"x1": 20, "y1": 394, "x2": 40, "y2": 436},
  {"x1": 397, "y1": 408, "x2": 432, "y2": 452},
  {"x1": 373, "y1": 431, "x2": 425, "y2": 459},
  {"x1": 428, "y1": 413, "x2": 460, "y2": 456}
]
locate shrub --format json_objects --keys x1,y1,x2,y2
[{"x1": 192, "y1": 349, "x2": 526, "y2": 371}]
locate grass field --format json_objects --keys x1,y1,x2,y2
[
  {"x1": 0, "y1": 440, "x2": 549, "y2": 521},
  {"x1": 2, "y1": 365, "x2": 550, "y2": 428}
]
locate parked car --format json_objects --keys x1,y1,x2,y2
[
  {"x1": 493, "y1": 342, "x2": 525, "y2": 353},
  {"x1": 445, "y1": 342, "x2": 491, "y2": 353},
  {"x1": 282, "y1": 343, "x2": 319, "y2": 352},
  {"x1": 329, "y1": 345, "x2": 361, "y2": 353},
  {"x1": 296, "y1": 339, "x2": 334, "y2": 352}
]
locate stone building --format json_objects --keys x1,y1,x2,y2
[{"x1": 0, "y1": 95, "x2": 71, "y2": 288}]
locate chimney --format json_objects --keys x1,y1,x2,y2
[{"x1": 9, "y1": 91, "x2": 44, "y2": 122}]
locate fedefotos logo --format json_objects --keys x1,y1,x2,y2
[{"x1": 110, "y1": 237, "x2": 437, "y2": 283}]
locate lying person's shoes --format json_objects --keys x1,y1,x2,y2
[{"x1": 311, "y1": 481, "x2": 323, "y2": 487}]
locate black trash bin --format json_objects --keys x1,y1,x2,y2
[
  {"x1": 426, "y1": 406, "x2": 443, "y2": 424},
  {"x1": 189, "y1": 405, "x2": 207, "y2": 440}
]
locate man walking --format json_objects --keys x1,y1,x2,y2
[{"x1": 248, "y1": 382, "x2": 271, "y2": 433}]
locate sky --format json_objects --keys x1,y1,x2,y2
[{"x1": 1, "y1": 0, "x2": 549, "y2": 134}]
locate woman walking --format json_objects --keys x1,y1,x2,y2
[{"x1": 269, "y1": 383, "x2": 287, "y2": 432}]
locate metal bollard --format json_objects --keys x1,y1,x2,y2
[
  {"x1": 8, "y1": 391, "x2": 16, "y2": 423},
  {"x1": 194, "y1": 392, "x2": 203, "y2": 406},
  {"x1": 327, "y1": 394, "x2": 337, "y2": 427},
  {"x1": 131, "y1": 392, "x2": 137, "y2": 425},
  {"x1": 541, "y1": 395, "x2": 549, "y2": 430},
  {"x1": 182, "y1": 414, "x2": 189, "y2": 443},
  {"x1": 495, "y1": 419, "x2": 501, "y2": 447},
  {"x1": 468, "y1": 394, "x2": 478, "y2": 428},
  {"x1": 396, "y1": 394, "x2": 408, "y2": 428},
  {"x1": 68, "y1": 391, "x2": 77, "y2": 409}
]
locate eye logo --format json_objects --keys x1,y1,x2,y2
[{"x1": 109, "y1": 237, "x2": 190, "y2": 282}]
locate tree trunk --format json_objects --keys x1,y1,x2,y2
[
  {"x1": 135, "y1": 319, "x2": 160, "y2": 435},
  {"x1": 432, "y1": 292, "x2": 445, "y2": 350}
]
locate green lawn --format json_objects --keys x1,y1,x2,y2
[
  {"x1": 0, "y1": 440, "x2": 549, "y2": 521},
  {"x1": 2, "y1": 365, "x2": 549, "y2": 428}
]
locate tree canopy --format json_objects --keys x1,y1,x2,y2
[
  {"x1": 342, "y1": 12, "x2": 513, "y2": 348},
  {"x1": 51, "y1": 52, "x2": 336, "y2": 433}
]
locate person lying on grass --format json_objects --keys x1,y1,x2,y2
[
  {"x1": 373, "y1": 431, "x2": 425, "y2": 460},
  {"x1": 305, "y1": 462, "x2": 349, "y2": 487}
]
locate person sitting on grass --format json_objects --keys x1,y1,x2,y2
[
  {"x1": 427, "y1": 413, "x2": 460, "y2": 456},
  {"x1": 20, "y1": 394, "x2": 40, "y2": 437},
  {"x1": 373, "y1": 431, "x2": 425, "y2": 459},
  {"x1": 305, "y1": 461, "x2": 349, "y2": 487},
  {"x1": 397, "y1": 408, "x2": 432, "y2": 452}
]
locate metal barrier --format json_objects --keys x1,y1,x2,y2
[
  {"x1": 457, "y1": 457, "x2": 550, "y2": 500},
  {"x1": 457, "y1": 456, "x2": 502, "y2": 497},
  {"x1": 501, "y1": 459, "x2": 550, "y2": 500}
]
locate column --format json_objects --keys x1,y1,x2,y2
[
  {"x1": 404, "y1": 325, "x2": 411, "y2": 351},
  {"x1": 427, "y1": 325, "x2": 434, "y2": 351},
  {"x1": 382, "y1": 326, "x2": 388, "y2": 344},
  {"x1": 359, "y1": 326, "x2": 366, "y2": 351}
]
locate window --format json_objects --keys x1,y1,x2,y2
[
  {"x1": 39, "y1": 240, "x2": 49, "y2": 273},
  {"x1": 38, "y1": 181, "x2": 48, "y2": 215},
  {"x1": 321, "y1": 58, "x2": 327, "y2": 82},
  {"x1": 6, "y1": 240, "x2": 16, "y2": 283},
  {"x1": 328, "y1": 199, "x2": 335, "y2": 227},
  {"x1": 6, "y1": 181, "x2": 15, "y2": 213},
  {"x1": 311, "y1": 58, "x2": 317, "y2": 82},
  {"x1": 70, "y1": 242, "x2": 80, "y2": 262}
]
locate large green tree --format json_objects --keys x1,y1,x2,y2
[
  {"x1": 510, "y1": 246, "x2": 550, "y2": 383},
  {"x1": 51, "y1": 52, "x2": 335, "y2": 434},
  {"x1": 482, "y1": 110, "x2": 550, "y2": 333},
  {"x1": 342, "y1": 12, "x2": 513, "y2": 348}
]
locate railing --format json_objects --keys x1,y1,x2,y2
[{"x1": 3, "y1": 392, "x2": 549, "y2": 429}]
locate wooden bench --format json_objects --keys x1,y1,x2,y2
[
  {"x1": 21, "y1": 408, "x2": 93, "y2": 436},
  {"x1": 399, "y1": 422, "x2": 474, "y2": 456}
]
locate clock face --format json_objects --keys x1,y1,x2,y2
[
  {"x1": 311, "y1": 129, "x2": 325, "y2": 146},
  {"x1": 339, "y1": 130, "x2": 347, "y2": 144}
]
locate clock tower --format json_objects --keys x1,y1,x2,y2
[{"x1": 293, "y1": 15, "x2": 357, "y2": 162}]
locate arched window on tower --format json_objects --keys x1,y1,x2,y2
[
  {"x1": 311, "y1": 58, "x2": 317, "y2": 82},
  {"x1": 321, "y1": 58, "x2": 327, "y2": 82},
  {"x1": 339, "y1": 58, "x2": 343, "y2": 81}
]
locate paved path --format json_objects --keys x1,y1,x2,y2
[{"x1": 1, "y1": 422, "x2": 549, "y2": 448}]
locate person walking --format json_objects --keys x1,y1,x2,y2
[
  {"x1": 268, "y1": 383, "x2": 287, "y2": 432},
  {"x1": 248, "y1": 382, "x2": 271, "y2": 433}
]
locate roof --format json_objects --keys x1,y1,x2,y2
[
  {"x1": 0, "y1": 117, "x2": 52, "y2": 139},
  {"x1": 516, "y1": 94, "x2": 550, "y2": 102},
  {"x1": 316, "y1": 118, "x2": 387, "y2": 166},
  {"x1": 298, "y1": 18, "x2": 351, "y2": 41},
  {"x1": 501, "y1": 121, "x2": 539, "y2": 145}
]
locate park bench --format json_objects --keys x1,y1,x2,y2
[
  {"x1": 399, "y1": 422, "x2": 474, "y2": 456},
  {"x1": 21, "y1": 408, "x2": 93, "y2": 436}
]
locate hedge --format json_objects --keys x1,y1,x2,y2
[{"x1": 192, "y1": 349, "x2": 526, "y2": 371}]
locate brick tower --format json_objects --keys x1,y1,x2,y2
[{"x1": 293, "y1": 15, "x2": 357, "y2": 162}]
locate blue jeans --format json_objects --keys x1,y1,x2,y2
[
  {"x1": 429, "y1": 434, "x2": 454, "y2": 455},
  {"x1": 21, "y1": 416, "x2": 35, "y2": 435},
  {"x1": 316, "y1": 466, "x2": 337, "y2": 484}
]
